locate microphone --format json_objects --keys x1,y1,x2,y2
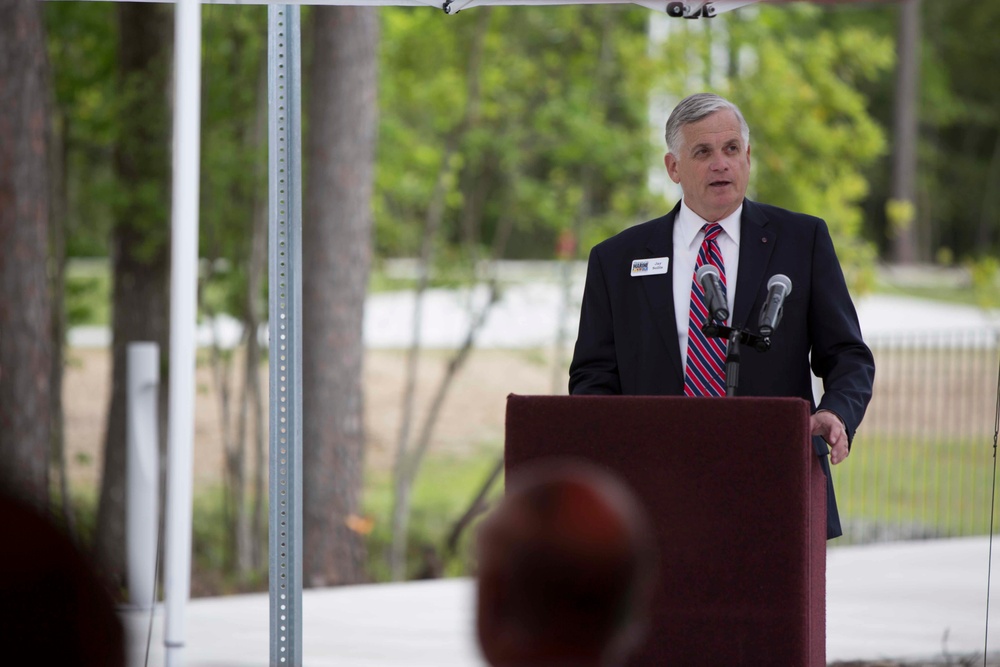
[
  {"x1": 695, "y1": 264, "x2": 729, "y2": 323},
  {"x1": 758, "y1": 274, "x2": 792, "y2": 337}
]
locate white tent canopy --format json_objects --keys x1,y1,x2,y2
[{"x1": 152, "y1": 0, "x2": 759, "y2": 11}]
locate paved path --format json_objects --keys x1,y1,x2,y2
[
  {"x1": 125, "y1": 536, "x2": 1000, "y2": 666},
  {"x1": 827, "y1": 537, "x2": 997, "y2": 663},
  {"x1": 70, "y1": 282, "x2": 1000, "y2": 351}
]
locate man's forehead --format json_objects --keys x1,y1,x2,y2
[
  {"x1": 683, "y1": 113, "x2": 743, "y2": 143},
  {"x1": 686, "y1": 130, "x2": 743, "y2": 145}
]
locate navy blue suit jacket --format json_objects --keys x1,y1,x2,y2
[{"x1": 568, "y1": 199, "x2": 875, "y2": 537}]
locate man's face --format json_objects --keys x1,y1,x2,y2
[{"x1": 664, "y1": 109, "x2": 751, "y2": 222}]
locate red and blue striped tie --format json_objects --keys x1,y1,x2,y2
[{"x1": 684, "y1": 223, "x2": 728, "y2": 397}]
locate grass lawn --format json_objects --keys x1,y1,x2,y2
[{"x1": 836, "y1": 435, "x2": 998, "y2": 544}]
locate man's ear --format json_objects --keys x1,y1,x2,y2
[{"x1": 664, "y1": 153, "x2": 681, "y2": 185}]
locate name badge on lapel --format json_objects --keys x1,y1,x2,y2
[{"x1": 630, "y1": 257, "x2": 669, "y2": 276}]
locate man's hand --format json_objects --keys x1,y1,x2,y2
[{"x1": 811, "y1": 410, "x2": 849, "y2": 465}]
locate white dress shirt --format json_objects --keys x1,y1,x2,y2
[{"x1": 672, "y1": 200, "x2": 742, "y2": 372}]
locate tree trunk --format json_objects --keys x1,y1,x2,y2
[
  {"x1": 204, "y1": 306, "x2": 241, "y2": 572},
  {"x1": 95, "y1": 3, "x2": 173, "y2": 589},
  {"x1": 0, "y1": 0, "x2": 53, "y2": 508},
  {"x1": 302, "y1": 6, "x2": 378, "y2": 587},
  {"x1": 391, "y1": 163, "x2": 516, "y2": 579},
  {"x1": 889, "y1": 0, "x2": 921, "y2": 264},
  {"x1": 50, "y1": 76, "x2": 73, "y2": 534},
  {"x1": 388, "y1": 129, "x2": 457, "y2": 581},
  {"x1": 388, "y1": 7, "x2": 494, "y2": 582},
  {"x1": 977, "y1": 132, "x2": 1000, "y2": 251},
  {"x1": 249, "y1": 54, "x2": 268, "y2": 572}
]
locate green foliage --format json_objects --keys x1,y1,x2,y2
[
  {"x1": 965, "y1": 256, "x2": 1000, "y2": 310},
  {"x1": 48, "y1": 3, "x2": 175, "y2": 268},
  {"x1": 62, "y1": 487, "x2": 100, "y2": 550},
  {"x1": 654, "y1": 5, "x2": 892, "y2": 291},
  {"x1": 65, "y1": 261, "x2": 112, "y2": 327},
  {"x1": 198, "y1": 6, "x2": 268, "y2": 322},
  {"x1": 825, "y1": 2, "x2": 1000, "y2": 262},
  {"x1": 45, "y1": 2, "x2": 119, "y2": 258},
  {"x1": 111, "y1": 5, "x2": 175, "y2": 266},
  {"x1": 837, "y1": 435, "x2": 998, "y2": 543},
  {"x1": 919, "y1": 1, "x2": 1000, "y2": 259},
  {"x1": 63, "y1": 450, "x2": 502, "y2": 595},
  {"x1": 873, "y1": 280, "x2": 977, "y2": 307},
  {"x1": 48, "y1": 4, "x2": 266, "y2": 318},
  {"x1": 46, "y1": 4, "x2": 1000, "y2": 284},
  {"x1": 886, "y1": 198, "x2": 916, "y2": 238},
  {"x1": 378, "y1": 5, "x2": 661, "y2": 261},
  {"x1": 190, "y1": 487, "x2": 262, "y2": 593},
  {"x1": 364, "y1": 449, "x2": 503, "y2": 581}
]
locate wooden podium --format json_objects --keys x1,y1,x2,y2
[{"x1": 504, "y1": 394, "x2": 827, "y2": 666}]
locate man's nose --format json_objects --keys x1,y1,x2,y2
[{"x1": 709, "y1": 156, "x2": 728, "y2": 171}]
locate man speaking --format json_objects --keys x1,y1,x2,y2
[{"x1": 568, "y1": 93, "x2": 875, "y2": 538}]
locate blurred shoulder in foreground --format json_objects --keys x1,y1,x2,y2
[
  {"x1": 476, "y1": 458, "x2": 657, "y2": 667},
  {"x1": 0, "y1": 490, "x2": 125, "y2": 667}
]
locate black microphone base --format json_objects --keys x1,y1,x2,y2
[{"x1": 701, "y1": 322, "x2": 771, "y2": 353}]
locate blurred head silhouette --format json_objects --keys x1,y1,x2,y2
[
  {"x1": 475, "y1": 459, "x2": 656, "y2": 667},
  {"x1": 0, "y1": 490, "x2": 125, "y2": 667}
]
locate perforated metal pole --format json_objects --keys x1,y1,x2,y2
[{"x1": 269, "y1": 6, "x2": 303, "y2": 666}]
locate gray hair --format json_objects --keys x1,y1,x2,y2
[{"x1": 665, "y1": 93, "x2": 750, "y2": 156}]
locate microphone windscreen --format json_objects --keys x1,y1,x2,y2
[
  {"x1": 696, "y1": 264, "x2": 720, "y2": 282},
  {"x1": 767, "y1": 273, "x2": 792, "y2": 295}
]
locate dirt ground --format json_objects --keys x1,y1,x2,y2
[{"x1": 62, "y1": 346, "x2": 561, "y2": 492}]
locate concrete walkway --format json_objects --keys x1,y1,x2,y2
[
  {"x1": 69, "y1": 282, "x2": 1000, "y2": 351},
  {"x1": 125, "y1": 536, "x2": 1000, "y2": 666}
]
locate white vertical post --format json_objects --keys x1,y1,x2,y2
[
  {"x1": 164, "y1": 0, "x2": 201, "y2": 665},
  {"x1": 127, "y1": 342, "x2": 160, "y2": 611}
]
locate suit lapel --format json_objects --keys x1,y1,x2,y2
[
  {"x1": 734, "y1": 199, "x2": 776, "y2": 329},
  {"x1": 642, "y1": 203, "x2": 684, "y2": 383},
  {"x1": 639, "y1": 200, "x2": 774, "y2": 385}
]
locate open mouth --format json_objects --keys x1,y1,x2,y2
[{"x1": 709, "y1": 180, "x2": 731, "y2": 188}]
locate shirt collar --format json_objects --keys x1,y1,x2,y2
[{"x1": 678, "y1": 200, "x2": 743, "y2": 250}]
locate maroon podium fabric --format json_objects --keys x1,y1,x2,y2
[{"x1": 504, "y1": 394, "x2": 826, "y2": 666}]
